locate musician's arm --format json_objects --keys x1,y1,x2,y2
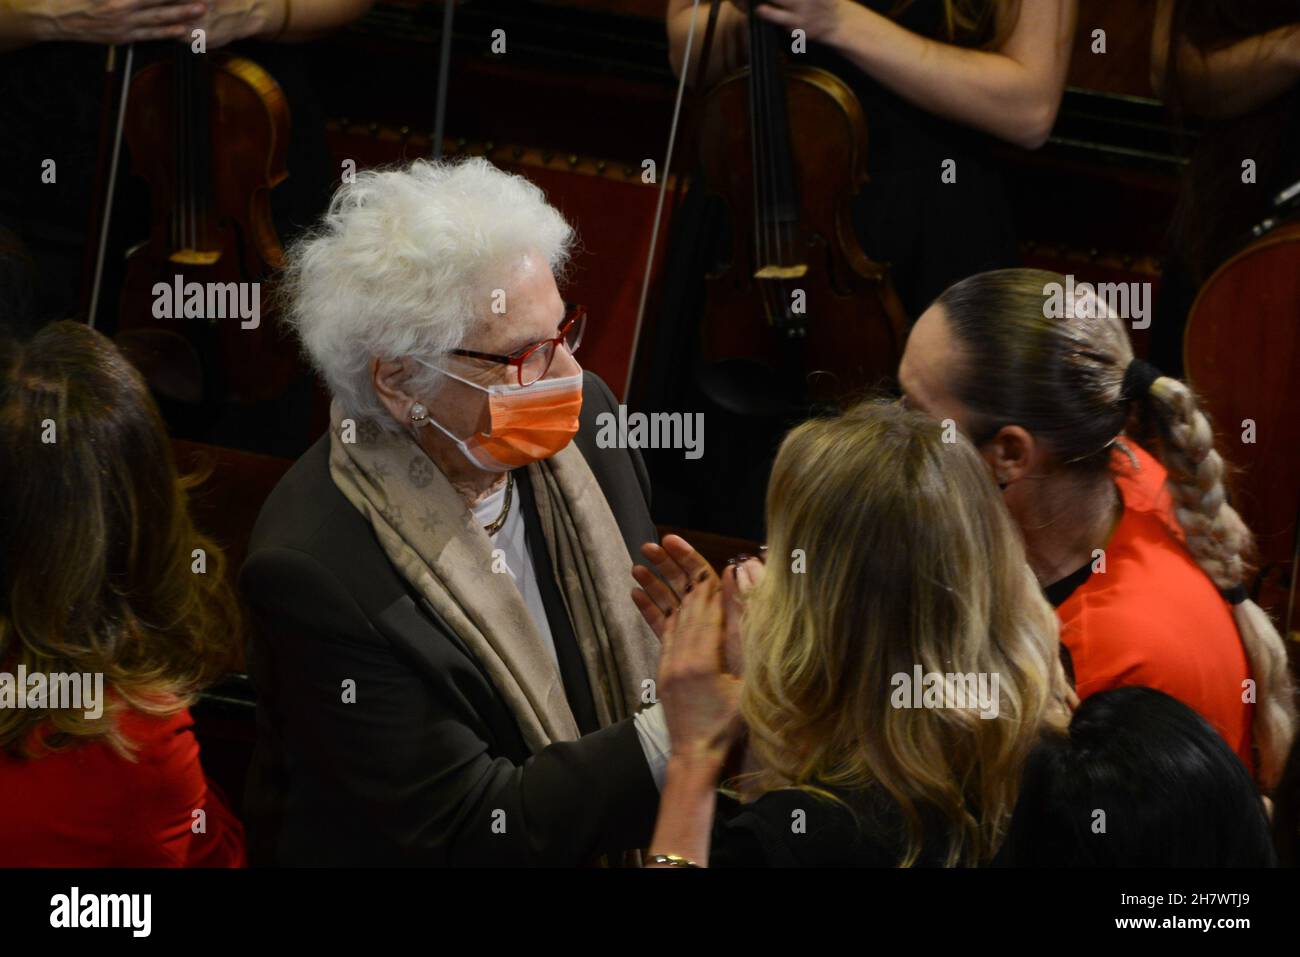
[
  {"x1": 0, "y1": 0, "x2": 373, "y2": 51},
  {"x1": 761, "y1": 0, "x2": 1076, "y2": 151},
  {"x1": 0, "y1": 4, "x2": 43, "y2": 51},
  {"x1": 251, "y1": 0, "x2": 374, "y2": 42},
  {"x1": 1150, "y1": 0, "x2": 1300, "y2": 119},
  {"x1": 0, "y1": 0, "x2": 196, "y2": 51},
  {"x1": 666, "y1": 0, "x2": 748, "y2": 88}
]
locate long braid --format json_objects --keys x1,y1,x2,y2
[{"x1": 1140, "y1": 376, "x2": 1296, "y2": 788}]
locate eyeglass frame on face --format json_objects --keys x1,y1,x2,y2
[{"x1": 447, "y1": 302, "x2": 586, "y2": 387}]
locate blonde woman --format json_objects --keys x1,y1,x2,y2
[
  {"x1": 896, "y1": 267, "x2": 1297, "y2": 788},
  {"x1": 641, "y1": 400, "x2": 1070, "y2": 867}
]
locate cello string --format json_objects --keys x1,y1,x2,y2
[
  {"x1": 88, "y1": 44, "x2": 136, "y2": 331},
  {"x1": 757, "y1": 11, "x2": 776, "y2": 277},
  {"x1": 187, "y1": 50, "x2": 196, "y2": 252},
  {"x1": 767, "y1": 18, "x2": 789, "y2": 281},
  {"x1": 750, "y1": 7, "x2": 764, "y2": 274},
  {"x1": 173, "y1": 46, "x2": 181, "y2": 251},
  {"x1": 179, "y1": 47, "x2": 188, "y2": 251},
  {"x1": 762, "y1": 15, "x2": 784, "y2": 325},
  {"x1": 196, "y1": 52, "x2": 204, "y2": 247},
  {"x1": 622, "y1": 0, "x2": 708, "y2": 400},
  {"x1": 179, "y1": 48, "x2": 186, "y2": 251},
  {"x1": 758, "y1": 12, "x2": 782, "y2": 324},
  {"x1": 431, "y1": 0, "x2": 456, "y2": 160},
  {"x1": 1286, "y1": 499, "x2": 1299, "y2": 641}
]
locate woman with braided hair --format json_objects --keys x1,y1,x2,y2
[{"x1": 897, "y1": 268, "x2": 1296, "y2": 788}]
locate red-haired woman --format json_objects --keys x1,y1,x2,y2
[{"x1": 0, "y1": 321, "x2": 245, "y2": 866}]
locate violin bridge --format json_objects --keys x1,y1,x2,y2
[
  {"x1": 754, "y1": 264, "x2": 808, "y2": 280},
  {"x1": 170, "y1": 249, "x2": 222, "y2": 266}
]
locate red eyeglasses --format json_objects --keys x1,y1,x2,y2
[{"x1": 449, "y1": 303, "x2": 586, "y2": 387}]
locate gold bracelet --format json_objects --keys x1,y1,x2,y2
[{"x1": 647, "y1": 853, "x2": 699, "y2": 868}]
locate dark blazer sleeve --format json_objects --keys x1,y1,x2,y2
[{"x1": 241, "y1": 543, "x2": 660, "y2": 867}]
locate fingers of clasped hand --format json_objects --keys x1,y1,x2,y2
[{"x1": 630, "y1": 534, "x2": 718, "y2": 640}]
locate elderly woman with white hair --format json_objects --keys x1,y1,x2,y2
[{"x1": 240, "y1": 158, "x2": 704, "y2": 865}]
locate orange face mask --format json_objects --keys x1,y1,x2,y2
[{"x1": 424, "y1": 369, "x2": 584, "y2": 472}]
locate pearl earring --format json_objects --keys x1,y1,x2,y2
[{"x1": 410, "y1": 403, "x2": 428, "y2": 426}]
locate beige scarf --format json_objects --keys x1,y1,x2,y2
[{"x1": 327, "y1": 400, "x2": 660, "y2": 753}]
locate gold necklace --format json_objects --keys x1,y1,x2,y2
[{"x1": 483, "y1": 472, "x2": 514, "y2": 536}]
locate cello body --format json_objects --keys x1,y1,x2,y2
[
  {"x1": 115, "y1": 47, "x2": 297, "y2": 405},
  {"x1": 694, "y1": 10, "x2": 908, "y2": 416},
  {"x1": 1184, "y1": 215, "x2": 1300, "y2": 634}
]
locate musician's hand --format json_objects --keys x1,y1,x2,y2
[
  {"x1": 23, "y1": 0, "x2": 205, "y2": 44},
  {"x1": 754, "y1": 0, "x2": 849, "y2": 45},
  {"x1": 183, "y1": 0, "x2": 283, "y2": 48},
  {"x1": 631, "y1": 534, "x2": 718, "y2": 640}
]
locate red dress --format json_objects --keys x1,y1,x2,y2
[
  {"x1": 1057, "y1": 443, "x2": 1255, "y2": 771},
  {"x1": 0, "y1": 705, "x2": 245, "y2": 866}
]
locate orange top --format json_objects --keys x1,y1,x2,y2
[{"x1": 1057, "y1": 442, "x2": 1254, "y2": 772}]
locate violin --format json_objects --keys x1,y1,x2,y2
[
  {"x1": 108, "y1": 41, "x2": 299, "y2": 406},
  {"x1": 1184, "y1": 212, "x2": 1300, "y2": 636},
  {"x1": 693, "y1": 4, "x2": 909, "y2": 415}
]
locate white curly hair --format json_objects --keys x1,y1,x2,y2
[{"x1": 279, "y1": 157, "x2": 576, "y2": 430}]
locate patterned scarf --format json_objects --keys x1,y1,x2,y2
[{"x1": 327, "y1": 400, "x2": 660, "y2": 752}]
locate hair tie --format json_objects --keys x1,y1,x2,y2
[
  {"x1": 1221, "y1": 584, "x2": 1249, "y2": 606},
  {"x1": 1120, "y1": 358, "x2": 1162, "y2": 402}
]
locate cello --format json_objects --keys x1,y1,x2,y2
[
  {"x1": 1183, "y1": 206, "x2": 1300, "y2": 639},
  {"x1": 91, "y1": 39, "x2": 298, "y2": 407},
  {"x1": 693, "y1": 2, "x2": 909, "y2": 415}
]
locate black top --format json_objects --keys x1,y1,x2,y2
[
  {"x1": 801, "y1": 0, "x2": 1020, "y2": 316},
  {"x1": 1043, "y1": 561, "x2": 1094, "y2": 608},
  {"x1": 710, "y1": 783, "x2": 964, "y2": 867}
]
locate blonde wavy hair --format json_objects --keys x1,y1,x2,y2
[
  {"x1": 739, "y1": 400, "x2": 1068, "y2": 867},
  {"x1": 936, "y1": 268, "x2": 1297, "y2": 789},
  {"x1": 0, "y1": 322, "x2": 240, "y2": 760}
]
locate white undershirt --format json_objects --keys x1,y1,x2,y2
[
  {"x1": 472, "y1": 480, "x2": 558, "y2": 671},
  {"x1": 471, "y1": 477, "x2": 670, "y2": 790}
]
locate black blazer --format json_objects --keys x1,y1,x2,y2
[{"x1": 239, "y1": 372, "x2": 661, "y2": 866}]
